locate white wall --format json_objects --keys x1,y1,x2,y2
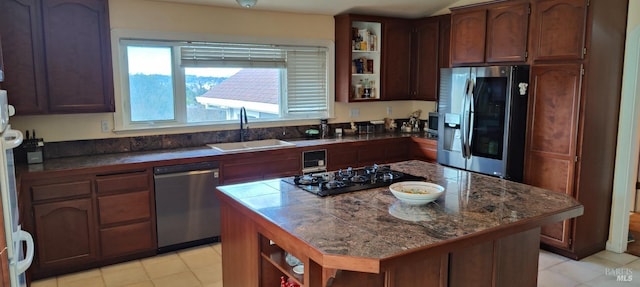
[
  {"x1": 9, "y1": 0, "x2": 435, "y2": 142},
  {"x1": 608, "y1": 0, "x2": 640, "y2": 253}
]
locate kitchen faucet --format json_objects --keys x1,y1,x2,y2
[{"x1": 239, "y1": 107, "x2": 249, "y2": 142}]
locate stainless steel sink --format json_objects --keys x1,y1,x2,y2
[{"x1": 207, "y1": 139, "x2": 296, "y2": 153}]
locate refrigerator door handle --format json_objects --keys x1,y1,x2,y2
[
  {"x1": 16, "y1": 229, "x2": 34, "y2": 274},
  {"x1": 460, "y1": 79, "x2": 469, "y2": 158},
  {"x1": 462, "y1": 78, "x2": 474, "y2": 159},
  {"x1": 467, "y1": 90, "x2": 475, "y2": 160}
]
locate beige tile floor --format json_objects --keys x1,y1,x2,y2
[
  {"x1": 31, "y1": 244, "x2": 222, "y2": 287},
  {"x1": 31, "y1": 244, "x2": 640, "y2": 287},
  {"x1": 538, "y1": 249, "x2": 640, "y2": 287}
]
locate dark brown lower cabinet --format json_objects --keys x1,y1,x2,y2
[
  {"x1": 524, "y1": 64, "x2": 582, "y2": 250},
  {"x1": 221, "y1": 149, "x2": 301, "y2": 184},
  {"x1": 409, "y1": 137, "x2": 437, "y2": 163},
  {"x1": 22, "y1": 169, "x2": 156, "y2": 279},
  {"x1": 32, "y1": 198, "x2": 98, "y2": 270},
  {"x1": 100, "y1": 222, "x2": 154, "y2": 258},
  {"x1": 327, "y1": 138, "x2": 411, "y2": 170}
]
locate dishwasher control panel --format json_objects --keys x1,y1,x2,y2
[{"x1": 302, "y1": 149, "x2": 327, "y2": 174}]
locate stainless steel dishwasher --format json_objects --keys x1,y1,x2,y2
[{"x1": 154, "y1": 161, "x2": 220, "y2": 252}]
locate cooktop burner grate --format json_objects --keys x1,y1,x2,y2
[{"x1": 282, "y1": 165, "x2": 425, "y2": 197}]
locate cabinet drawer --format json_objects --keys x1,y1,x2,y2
[
  {"x1": 223, "y1": 151, "x2": 300, "y2": 183},
  {"x1": 32, "y1": 180, "x2": 92, "y2": 202},
  {"x1": 100, "y1": 221, "x2": 154, "y2": 257},
  {"x1": 98, "y1": 191, "x2": 150, "y2": 225},
  {"x1": 96, "y1": 172, "x2": 149, "y2": 194}
]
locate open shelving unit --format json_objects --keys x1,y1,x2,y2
[
  {"x1": 335, "y1": 14, "x2": 384, "y2": 102},
  {"x1": 259, "y1": 235, "x2": 305, "y2": 287},
  {"x1": 350, "y1": 21, "x2": 381, "y2": 101}
]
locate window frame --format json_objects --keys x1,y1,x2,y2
[{"x1": 111, "y1": 29, "x2": 335, "y2": 133}]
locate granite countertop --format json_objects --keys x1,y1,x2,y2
[
  {"x1": 216, "y1": 160, "x2": 583, "y2": 260},
  {"x1": 17, "y1": 133, "x2": 425, "y2": 174}
]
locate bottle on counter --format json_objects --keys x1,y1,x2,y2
[{"x1": 320, "y1": 119, "x2": 329, "y2": 139}]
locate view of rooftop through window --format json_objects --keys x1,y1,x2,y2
[
  {"x1": 120, "y1": 40, "x2": 329, "y2": 130},
  {"x1": 126, "y1": 46, "x2": 280, "y2": 124}
]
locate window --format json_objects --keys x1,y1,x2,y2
[{"x1": 117, "y1": 38, "x2": 332, "y2": 130}]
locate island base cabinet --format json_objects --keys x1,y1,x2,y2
[
  {"x1": 450, "y1": 228, "x2": 540, "y2": 287},
  {"x1": 220, "y1": 195, "x2": 544, "y2": 287},
  {"x1": 220, "y1": 204, "x2": 259, "y2": 287}
]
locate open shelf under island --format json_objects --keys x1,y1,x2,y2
[{"x1": 215, "y1": 160, "x2": 583, "y2": 287}]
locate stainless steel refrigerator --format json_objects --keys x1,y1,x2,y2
[{"x1": 437, "y1": 66, "x2": 530, "y2": 182}]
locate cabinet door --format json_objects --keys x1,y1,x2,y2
[
  {"x1": 222, "y1": 150, "x2": 301, "y2": 184},
  {"x1": 450, "y1": 9, "x2": 486, "y2": 65},
  {"x1": 327, "y1": 144, "x2": 359, "y2": 170},
  {"x1": 41, "y1": 0, "x2": 114, "y2": 113},
  {"x1": 0, "y1": 0, "x2": 48, "y2": 114},
  {"x1": 410, "y1": 138, "x2": 437, "y2": 163},
  {"x1": 334, "y1": 14, "x2": 353, "y2": 103},
  {"x1": 33, "y1": 198, "x2": 98, "y2": 269},
  {"x1": 100, "y1": 221, "x2": 154, "y2": 258},
  {"x1": 438, "y1": 14, "x2": 451, "y2": 69},
  {"x1": 358, "y1": 141, "x2": 386, "y2": 167},
  {"x1": 531, "y1": 0, "x2": 588, "y2": 61},
  {"x1": 486, "y1": 2, "x2": 530, "y2": 63},
  {"x1": 382, "y1": 18, "x2": 412, "y2": 100},
  {"x1": 385, "y1": 139, "x2": 410, "y2": 163},
  {"x1": 524, "y1": 64, "x2": 582, "y2": 249},
  {"x1": 412, "y1": 18, "x2": 440, "y2": 101}
]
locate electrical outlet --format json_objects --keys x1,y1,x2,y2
[
  {"x1": 101, "y1": 120, "x2": 110, "y2": 133},
  {"x1": 386, "y1": 106, "x2": 392, "y2": 115},
  {"x1": 350, "y1": 108, "x2": 360, "y2": 118}
]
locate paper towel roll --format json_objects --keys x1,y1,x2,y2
[
  {"x1": 0, "y1": 90, "x2": 14, "y2": 117},
  {"x1": 0, "y1": 90, "x2": 7, "y2": 107},
  {"x1": 0, "y1": 90, "x2": 7, "y2": 129}
]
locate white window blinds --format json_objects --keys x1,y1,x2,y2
[
  {"x1": 285, "y1": 48, "x2": 328, "y2": 115},
  {"x1": 181, "y1": 43, "x2": 286, "y2": 68},
  {"x1": 179, "y1": 42, "x2": 328, "y2": 116}
]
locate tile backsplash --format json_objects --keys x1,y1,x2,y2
[
  {"x1": 14, "y1": 120, "x2": 420, "y2": 163},
  {"x1": 17, "y1": 124, "x2": 346, "y2": 161}
]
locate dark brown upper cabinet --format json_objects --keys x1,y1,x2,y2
[
  {"x1": 0, "y1": 0, "x2": 48, "y2": 114},
  {"x1": 450, "y1": 9, "x2": 486, "y2": 65},
  {"x1": 450, "y1": 0, "x2": 530, "y2": 66},
  {"x1": 486, "y1": 2, "x2": 530, "y2": 63},
  {"x1": 381, "y1": 18, "x2": 412, "y2": 101},
  {"x1": 530, "y1": 0, "x2": 588, "y2": 62},
  {"x1": 411, "y1": 15, "x2": 450, "y2": 101},
  {"x1": 0, "y1": 0, "x2": 114, "y2": 115}
]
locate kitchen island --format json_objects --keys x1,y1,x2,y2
[{"x1": 217, "y1": 160, "x2": 583, "y2": 287}]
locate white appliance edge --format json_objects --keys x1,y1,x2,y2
[{"x1": 0, "y1": 89, "x2": 34, "y2": 287}]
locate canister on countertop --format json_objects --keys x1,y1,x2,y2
[{"x1": 320, "y1": 119, "x2": 329, "y2": 139}]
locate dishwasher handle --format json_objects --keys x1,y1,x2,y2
[
  {"x1": 153, "y1": 169, "x2": 219, "y2": 180},
  {"x1": 154, "y1": 161, "x2": 219, "y2": 175}
]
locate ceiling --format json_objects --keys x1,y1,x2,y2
[{"x1": 149, "y1": 0, "x2": 457, "y2": 18}]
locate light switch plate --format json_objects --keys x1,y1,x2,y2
[
  {"x1": 350, "y1": 108, "x2": 360, "y2": 118},
  {"x1": 101, "y1": 120, "x2": 110, "y2": 133}
]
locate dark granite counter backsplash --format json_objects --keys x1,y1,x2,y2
[{"x1": 15, "y1": 120, "x2": 425, "y2": 163}]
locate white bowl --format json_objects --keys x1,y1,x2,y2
[{"x1": 389, "y1": 181, "x2": 444, "y2": 205}]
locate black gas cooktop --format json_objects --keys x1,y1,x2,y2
[{"x1": 283, "y1": 165, "x2": 425, "y2": 197}]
